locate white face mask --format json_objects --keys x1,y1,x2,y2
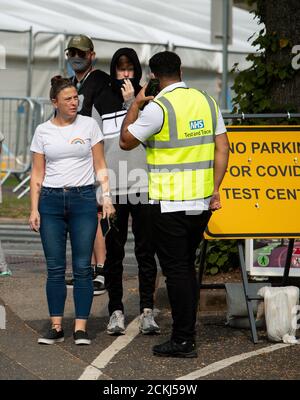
[{"x1": 68, "y1": 57, "x2": 91, "y2": 72}]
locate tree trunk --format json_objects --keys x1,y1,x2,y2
[{"x1": 263, "y1": 0, "x2": 300, "y2": 111}]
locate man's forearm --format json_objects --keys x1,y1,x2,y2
[
  {"x1": 213, "y1": 149, "x2": 229, "y2": 192},
  {"x1": 213, "y1": 134, "x2": 230, "y2": 192}
]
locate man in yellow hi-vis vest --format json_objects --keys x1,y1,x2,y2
[{"x1": 120, "y1": 51, "x2": 229, "y2": 358}]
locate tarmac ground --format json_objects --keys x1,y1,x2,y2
[
  {"x1": 1, "y1": 255, "x2": 300, "y2": 382},
  {"x1": 1, "y1": 221, "x2": 300, "y2": 387}
]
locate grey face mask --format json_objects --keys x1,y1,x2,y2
[{"x1": 68, "y1": 57, "x2": 91, "y2": 72}]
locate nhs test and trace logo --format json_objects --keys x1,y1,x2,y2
[{"x1": 189, "y1": 120, "x2": 205, "y2": 130}]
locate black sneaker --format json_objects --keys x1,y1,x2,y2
[
  {"x1": 93, "y1": 265, "x2": 106, "y2": 296},
  {"x1": 73, "y1": 330, "x2": 91, "y2": 345},
  {"x1": 66, "y1": 277, "x2": 74, "y2": 288},
  {"x1": 93, "y1": 279, "x2": 106, "y2": 295},
  {"x1": 38, "y1": 329, "x2": 64, "y2": 345},
  {"x1": 152, "y1": 339, "x2": 197, "y2": 358},
  {"x1": 94, "y1": 265, "x2": 104, "y2": 279}
]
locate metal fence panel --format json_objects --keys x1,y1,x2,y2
[{"x1": 0, "y1": 97, "x2": 35, "y2": 182}]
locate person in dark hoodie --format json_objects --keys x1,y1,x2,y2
[{"x1": 92, "y1": 48, "x2": 160, "y2": 336}]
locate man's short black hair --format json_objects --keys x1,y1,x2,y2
[{"x1": 149, "y1": 51, "x2": 181, "y2": 78}]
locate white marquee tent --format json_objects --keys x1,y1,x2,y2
[{"x1": 0, "y1": 0, "x2": 260, "y2": 99}]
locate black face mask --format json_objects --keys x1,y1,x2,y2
[{"x1": 116, "y1": 78, "x2": 135, "y2": 88}]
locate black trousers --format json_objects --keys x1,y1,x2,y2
[
  {"x1": 104, "y1": 194, "x2": 157, "y2": 315},
  {"x1": 151, "y1": 205, "x2": 212, "y2": 342}
]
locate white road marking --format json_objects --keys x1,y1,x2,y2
[
  {"x1": 78, "y1": 316, "x2": 140, "y2": 380},
  {"x1": 80, "y1": 313, "x2": 293, "y2": 381},
  {"x1": 176, "y1": 343, "x2": 293, "y2": 380},
  {"x1": 78, "y1": 365, "x2": 101, "y2": 380}
]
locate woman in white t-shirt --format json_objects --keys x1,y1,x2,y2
[{"x1": 29, "y1": 76, "x2": 115, "y2": 345}]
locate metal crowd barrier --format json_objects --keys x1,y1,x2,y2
[
  {"x1": 0, "y1": 97, "x2": 53, "y2": 198},
  {"x1": 0, "y1": 97, "x2": 35, "y2": 182}
]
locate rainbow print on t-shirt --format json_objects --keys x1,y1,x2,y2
[{"x1": 70, "y1": 137, "x2": 85, "y2": 145}]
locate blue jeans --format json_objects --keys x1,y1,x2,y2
[{"x1": 39, "y1": 185, "x2": 98, "y2": 319}]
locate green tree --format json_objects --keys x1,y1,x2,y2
[{"x1": 232, "y1": 0, "x2": 300, "y2": 114}]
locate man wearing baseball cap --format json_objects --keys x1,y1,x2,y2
[
  {"x1": 65, "y1": 34, "x2": 110, "y2": 115},
  {"x1": 65, "y1": 34, "x2": 110, "y2": 295}
]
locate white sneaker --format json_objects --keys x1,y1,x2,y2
[
  {"x1": 139, "y1": 308, "x2": 160, "y2": 334},
  {"x1": 107, "y1": 310, "x2": 125, "y2": 335}
]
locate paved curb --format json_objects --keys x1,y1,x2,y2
[
  {"x1": 155, "y1": 275, "x2": 227, "y2": 312},
  {"x1": 199, "y1": 289, "x2": 227, "y2": 311},
  {"x1": 0, "y1": 218, "x2": 27, "y2": 223}
]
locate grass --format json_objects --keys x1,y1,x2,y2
[{"x1": 0, "y1": 176, "x2": 30, "y2": 219}]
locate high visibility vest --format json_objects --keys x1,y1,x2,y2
[{"x1": 146, "y1": 87, "x2": 218, "y2": 201}]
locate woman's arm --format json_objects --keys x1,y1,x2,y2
[
  {"x1": 92, "y1": 142, "x2": 115, "y2": 219},
  {"x1": 29, "y1": 152, "x2": 45, "y2": 231}
]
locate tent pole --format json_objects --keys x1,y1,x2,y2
[
  {"x1": 59, "y1": 35, "x2": 65, "y2": 76},
  {"x1": 221, "y1": 0, "x2": 229, "y2": 110},
  {"x1": 26, "y1": 26, "x2": 33, "y2": 97}
]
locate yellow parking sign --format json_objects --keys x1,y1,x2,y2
[{"x1": 206, "y1": 126, "x2": 300, "y2": 238}]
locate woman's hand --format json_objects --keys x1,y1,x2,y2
[
  {"x1": 102, "y1": 196, "x2": 116, "y2": 219},
  {"x1": 121, "y1": 79, "x2": 135, "y2": 103},
  {"x1": 29, "y1": 210, "x2": 40, "y2": 232}
]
